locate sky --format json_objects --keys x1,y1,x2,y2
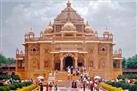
[{"x1": 0, "y1": 0, "x2": 137, "y2": 58}]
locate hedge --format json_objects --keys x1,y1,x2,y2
[
  {"x1": 107, "y1": 80, "x2": 137, "y2": 91},
  {"x1": 0, "y1": 74, "x2": 20, "y2": 80},
  {"x1": 118, "y1": 74, "x2": 137, "y2": 79},
  {"x1": 101, "y1": 83, "x2": 124, "y2": 91},
  {"x1": 0, "y1": 82, "x2": 33, "y2": 91},
  {"x1": 15, "y1": 84, "x2": 37, "y2": 91},
  {"x1": 0, "y1": 86, "x2": 10, "y2": 91}
]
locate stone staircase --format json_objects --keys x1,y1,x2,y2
[
  {"x1": 55, "y1": 71, "x2": 81, "y2": 81},
  {"x1": 55, "y1": 71, "x2": 68, "y2": 80},
  {"x1": 47, "y1": 72, "x2": 55, "y2": 83}
]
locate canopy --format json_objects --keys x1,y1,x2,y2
[
  {"x1": 37, "y1": 76, "x2": 44, "y2": 79},
  {"x1": 94, "y1": 76, "x2": 101, "y2": 79}
]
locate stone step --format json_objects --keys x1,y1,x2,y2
[
  {"x1": 55, "y1": 71, "x2": 81, "y2": 81},
  {"x1": 55, "y1": 71, "x2": 69, "y2": 80}
]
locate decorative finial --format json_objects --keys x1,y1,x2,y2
[
  {"x1": 67, "y1": 0, "x2": 71, "y2": 7},
  {"x1": 30, "y1": 27, "x2": 32, "y2": 31},
  {"x1": 86, "y1": 21, "x2": 89, "y2": 26},
  {"x1": 105, "y1": 26, "x2": 108, "y2": 30},
  {"x1": 49, "y1": 21, "x2": 52, "y2": 26},
  {"x1": 68, "y1": 0, "x2": 71, "y2": 3}
]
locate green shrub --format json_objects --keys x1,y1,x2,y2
[
  {"x1": 11, "y1": 75, "x2": 20, "y2": 80},
  {"x1": 22, "y1": 82, "x2": 32, "y2": 86},
  {"x1": 117, "y1": 75, "x2": 126, "y2": 80},
  {"x1": 0, "y1": 74, "x2": 20, "y2": 80},
  {"x1": 129, "y1": 84, "x2": 137, "y2": 91},
  {"x1": 18, "y1": 83, "x2": 23, "y2": 88},
  {"x1": 118, "y1": 81, "x2": 131, "y2": 90},
  {"x1": 0, "y1": 81, "x2": 33, "y2": 91},
  {"x1": 0, "y1": 86, "x2": 10, "y2": 91},
  {"x1": 13, "y1": 83, "x2": 20, "y2": 89},
  {"x1": 21, "y1": 82, "x2": 32, "y2": 87},
  {"x1": 0, "y1": 74, "x2": 10, "y2": 80},
  {"x1": 9, "y1": 84, "x2": 16, "y2": 90},
  {"x1": 134, "y1": 81, "x2": 137, "y2": 85}
]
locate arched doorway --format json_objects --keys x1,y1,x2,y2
[{"x1": 64, "y1": 56, "x2": 74, "y2": 70}]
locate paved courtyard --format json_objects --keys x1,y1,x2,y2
[{"x1": 41, "y1": 80, "x2": 104, "y2": 91}]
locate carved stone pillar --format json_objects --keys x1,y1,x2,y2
[
  {"x1": 61, "y1": 33, "x2": 64, "y2": 38},
  {"x1": 60, "y1": 57, "x2": 63, "y2": 71},
  {"x1": 74, "y1": 53, "x2": 78, "y2": 68},
  {"x1": 51, "y1": 54, "x2": 54, "y2": 70},
  {"x1": 75, "y1": 57, "x2": 78, "y2": 68},
  {"x1": 119, "y1": 60, "x2": 122, "y2": 69}
]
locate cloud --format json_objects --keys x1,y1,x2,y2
[{"x1": 0, "y1": 0, "x2": 136, "y2": 58}]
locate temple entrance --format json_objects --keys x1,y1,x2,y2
[{"x1": 64, "y1": 56, "x2": 73, "y2": 70}]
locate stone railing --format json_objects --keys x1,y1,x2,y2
[
  {"x1": 16, "y1": 54, "x2": 24, "y2": 59},
  {"x1": 113, "y1": 53, "x2": 122, "y2": 58},
  {"x1": 25, "y1": 36, "x2": 112, "y2": 42}
]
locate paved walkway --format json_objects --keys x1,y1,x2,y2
[
  {"x1": 42, "y1": 81, "x2": 105, "y2": 91},
  {"x1": 43, "y1": 87, "x2": 91, "y2": 91},
  {"x1": 33, "y1": 80, "x2": 105, "y2": 91}
]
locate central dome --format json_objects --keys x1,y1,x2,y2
[
  {"x1": 54, "y1": 0, "x2": 84, "y2": 24},
  {"x1": 62, "y1": 21, "x2": 76, "y2": 31}
]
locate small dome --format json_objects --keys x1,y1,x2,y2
[
  {"x1": 84, "y1": 21, "x2": 93, "y2": 33},
  {"x1": 44, "y1": 22, "x2": 53, "y2": 33},
  {"x1": 28, "y1": 32, "x2": 34, "y2": 35},
  {"x1": 103, "y1": 31, "x2": 110, "y2": 35},
  {"x1": 85, "y1": 26, "x2": 93, "y2": 33},
  {"x1": 62, "y1": 21, "x2": 76, "y2": 31}
]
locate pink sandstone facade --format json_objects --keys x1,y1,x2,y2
[{"x1": 16, "y1": 0, "x2": 122, "y2": 80}]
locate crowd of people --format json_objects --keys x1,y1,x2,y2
[
  {"x1": 71, "y1": 78, "x2": 101, "y2": 91},
  {"x1": 67, "y1": 66, "x2": 102, "y2": 91},
  {"x1": 37, "y1": 66, "x2": 102, "y2": 91},
  {"x1": 66, "y1": 66, "x2": 87, "y2": 76}
]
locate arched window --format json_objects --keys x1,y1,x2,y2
[
  {"x1": 33, "y1": 48, "x2": 36, "y2": 52},
  {"x1": 101, "y1": 47, "x2": 106, "y2": 51}
]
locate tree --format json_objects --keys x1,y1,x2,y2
[
  {"x1": 0, "y1": 54, "x2": 15, "y2": 65},
  {"x1": 122, "y1": 58, "x2": 126, "y2": 68},
  {"x1": 126, "y1": 55, "x2": 137, "y2": 69}
]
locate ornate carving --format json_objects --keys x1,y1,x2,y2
[
  {"x1": 98, "y1": 60, "x2": 105, "y2": 69},
  {"x1": 89, "y1": 60, "x2": 93, "y2": 67},
  {"x1": 29, "y1": 44, "x2": 40, "y2": 55},
  {"x1": 32, "y1": 59, "x2": 40, "y2": 69},
  {"x1": 99, "y1": 44, "x2": 108, "y2": 55},
  {"x1": 44, "y1": 60, "x2": 49, "y2": 68}
]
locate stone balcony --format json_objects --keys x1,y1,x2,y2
[
  {"x1": 16, "y1": 54, "x2": 24, "y2": 60},
  {"x1": 25, "y1": 36, "x2": 112, "y2": 42},
  {"x1": 113, "y1": 53, "x2": 122, "y2": 59},
  {"x1": 50, "y1": 46, "x2": 88, "y2": 53}
]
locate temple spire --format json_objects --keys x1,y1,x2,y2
[
  {"x1": 67, "y1": 11, "x2": 71, "y2": 22},
  {"x1": 67, "y1": 0, "x2": 71, "y2": 7}
]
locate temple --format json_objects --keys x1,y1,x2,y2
[{"x1": 16, "y1": 0, "x2": 122, "y2": 80}]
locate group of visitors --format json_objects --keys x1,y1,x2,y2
[
  {"x1": 71, "y1": 77, "x2": 101, "y2": 91},
  {"x1": 37, "y1": 66, "x2": 101, "y2": 91},
  {"x1": 39, "y1": 81, "x2": 58, "y2": 91},
  {"x1": 69, "y1": 66, "x2": 101, "y2": 91},
  {"x1": 46, "y1": 82, "x2": 58, "y2": 91},
  {"x1": 66, "y1": 66, "x2": 86, "y2": 76}
]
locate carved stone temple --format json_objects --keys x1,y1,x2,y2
[{"x1": 16, "y1": 0, "x2": 122, "y2": 80}]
